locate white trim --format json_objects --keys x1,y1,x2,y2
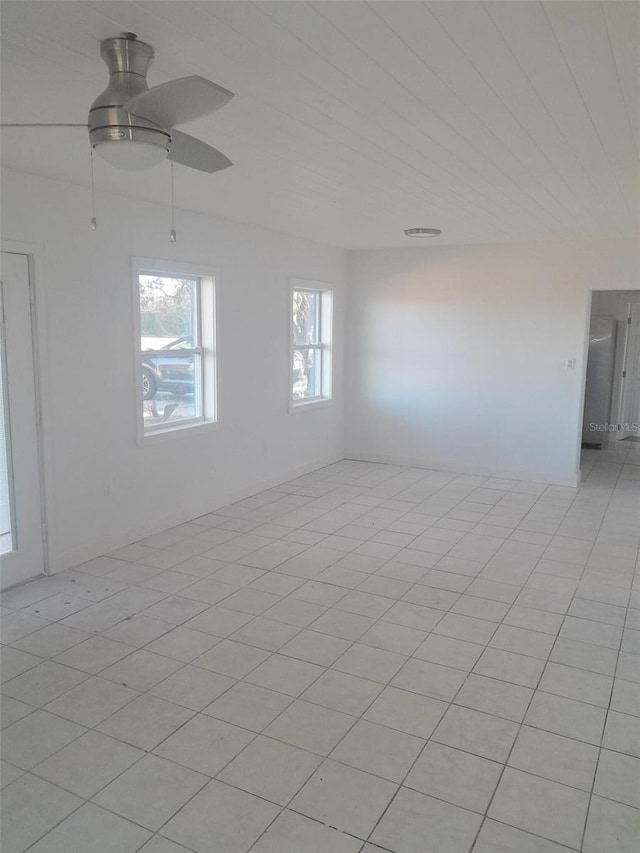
[
  {"x1": 141, "y1": 418, "x2": 219, "y2": 442},
  {"x1": 132, "y1": 257, "x2": 218, "y2": 443},
  {"x1": 290, "y1": 398, "x2": 334, "y2": 413},
  {"x1": 576, "y1": 289, "x2": 593, "y2": 479},
  {"x1": 619, "y1": 301, "x2": 640, "y2": 439},
  {"x1": 52, "y1": 450, "x2": 343, "y2": 573},
  {"x1": 343, "y1": 453, "x2": 581, "y2": 488},
  {"x1": 1, "y1": 241, "x2": 50, "y2": 576},
  {"x1": 0, "y1": 280, "x2": 17, "y2": 550},
  {"x1": 615, "y1": 314, "x2": 631, "y2": 433},
  {"x1": 141, "y1": 347, "x2": 202, "y2": 357},
  {"x1": 289, "y1": 278, "x2": 334, "y2": 412},
  {"x1": 134, "y1": 257, "x2": 218, "y2": 280}
]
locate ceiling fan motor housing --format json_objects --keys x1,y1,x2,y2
[{"x1": 88, "y1": 33, "x2": 171, "y2": 155}]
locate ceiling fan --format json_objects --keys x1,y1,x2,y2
[{"x1": 3, "y1": 32, "x2": 234, "y2": 174}]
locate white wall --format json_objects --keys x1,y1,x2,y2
[
  {"x1": 1, "y1": 168, "x2": 346, "y2": 574},
  {"x1": 345, "y1": 241, "x2": 639, "y2": 486}
]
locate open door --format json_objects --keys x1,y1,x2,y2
[
  {"x1": 619, "y1": 303, "x2": 640, "y2": 441},
  {"x1": 0, "y1": 252, "x2": 46, "y2": 589}
]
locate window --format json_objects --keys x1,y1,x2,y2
[
  {"x1": 291, "y1": 282, "x2": 332, "y2": 406},
  {"x1": 135, "y1": 261, "x2": 216, "y2": 435}
]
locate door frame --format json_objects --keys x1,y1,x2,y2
[
  {"x1": 575, "y1": 289, "x2": 594, "y2": 480},
  {"x1": 1, "y1": 241, "x2": 49, "y2": 580},
  {"x1": 579, "y1": 290, "x2": 640, "y2": 469},
  {"x1": 618, "y1": 301, "x2": 640, "y2": 440}
]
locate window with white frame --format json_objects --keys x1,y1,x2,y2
[
  {"x1": 291, "y1": 283, "x2": 332, "y2": 405},
  {"x1": 135, "y1": 261, "x2": 216, "y2": 435}
]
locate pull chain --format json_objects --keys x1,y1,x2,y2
[
  {"x1": 170, "y1": 161, "x2": 177, "y2": 242},
  {"x1": 90, "y1": 148, "x2": 97, "y2": 230}
]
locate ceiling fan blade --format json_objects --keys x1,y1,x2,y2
[
  {"x1": 124, "y1": 76, "x2": 233, "y2": 128},
  {"x1": 0, "y1": 123, "x2": 86, "y2": 127},
  {"x1": 168, "y1": 130, "x2": 233, "y2": 173}
]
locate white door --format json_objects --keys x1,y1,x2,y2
[
  {"x1": 619, "y1": 302, "x2": 640, "y2": 440},
  {"x1": 0, "y1": 252, "x2": 45, "y2": 589}
]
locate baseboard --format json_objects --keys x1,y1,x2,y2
[
  {"x1": 50, "y1": 452, "x2": 344, "y2": 574},
  {"x1": 47, "y1": 449, "x2": 582, "y2": 575},
  {"x1": 343, "y1": 452, "x2": 581, "y2": 488}
]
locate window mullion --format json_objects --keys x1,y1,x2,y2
[{"x1": 141, "y1": 348, "x2": 201, "y2": 358}]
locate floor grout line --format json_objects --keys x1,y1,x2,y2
[{"x1": 2, "y1": 450, "x2": 639, "y2": 852}]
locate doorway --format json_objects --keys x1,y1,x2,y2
[
  {"x1": 0, "y1": 251, "x2": 46, "y2": 589},
  {"x1": 582, "y1": 290, "x2": 640, "y2": 449}
]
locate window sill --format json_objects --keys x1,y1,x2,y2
[
  {"x1": 289, "y1": 397, "x2": 333, "y2": 413},
  {"x1": 139, "y1": 418, "x2": 218, "y2": 445}
]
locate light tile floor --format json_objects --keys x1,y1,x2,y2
[{"x1": 1, "y1": 443, "x2": 639, "y2": 852}]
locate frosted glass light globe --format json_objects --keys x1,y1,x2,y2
[{"x1": 94, "y1": 140, "x2": 168, "y2": 171}]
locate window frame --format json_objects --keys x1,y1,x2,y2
[
  {"x1": 132, "y1": 258, "x2": 218, "y2": 442},
  {"x1": 290, "y1": 280, "x2": 333, "y2": 410}
]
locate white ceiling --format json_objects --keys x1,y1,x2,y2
[{"x1": 1, "y1": 1, "x2": 638, "y2": 249}]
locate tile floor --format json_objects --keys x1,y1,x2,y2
[{"x1": 1, "y1": 443, "x2": 639, "y2": 853}]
